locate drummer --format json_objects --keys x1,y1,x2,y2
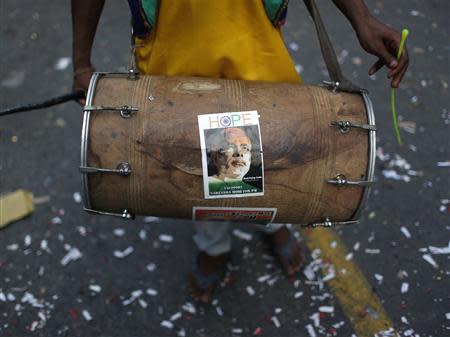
[{"x1": 72, "y1": 0, "x2": 409, "y2": 304}]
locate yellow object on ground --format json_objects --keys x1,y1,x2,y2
[
  {"x1": 0, "y1": 189, "x2": 34, "y2": 228},
  {"x1": 134, "y1": 0, "x2": 301, "y2": 83},
  {"x1": 302, "y1": 228, "x2": 396, "y2": 336}
]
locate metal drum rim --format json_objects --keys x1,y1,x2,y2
[
  {"x1": 80, "y1": 72, "x2": 101, "y2": 210},
  {"x1": 351, "y1": 91, "x2": 376, "y2": 221}
]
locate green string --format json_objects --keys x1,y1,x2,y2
[{"x1": 391, "y1": 29, "x2": 409, "y2": 145}]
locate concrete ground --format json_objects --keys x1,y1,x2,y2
[{"x1": 1, "y1": 0, "x2": 449, "y2": 336}]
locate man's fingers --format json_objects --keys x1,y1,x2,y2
[
  {"x1": 388, "y1": 49, "x2": 409, "y2": 79},
  {"x1": 368, "y1": 59, "x2": 384, "y2": 75},
  {"x1": 374, "y1": 44, "x2": 398, "y2": 70},
  {"x1": 391, "y1": 64, "x2": 408, "y2": 88}
]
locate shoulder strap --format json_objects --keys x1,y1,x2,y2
[{"x1": 303, "y1": 0, "x2": 362, "y2": 93}]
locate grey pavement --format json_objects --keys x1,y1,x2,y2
[{"x1": 0, "y1": 1, "x2": 449, "y2": 336}]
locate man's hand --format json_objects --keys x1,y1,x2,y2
[
  {"x1": 332, "y1": 0, "x2": 409, "y2": 88},
  {"x1": 355, "y1": 16, "x2": 409, "y2": 88},
  {"x1": 73, "y1": 65, "x2": 95, "y2": 106}
]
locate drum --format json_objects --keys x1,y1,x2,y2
[{"x1": 80, "y1": 72, "x2": 375, "y2": 226}]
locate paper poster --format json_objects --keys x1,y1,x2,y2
[
  {"x1": 198, "y1": 111, "x2": 264, "y2": 199},
  {"x1": 193, "y1": 207, "x2": 277, "y2": 226}
]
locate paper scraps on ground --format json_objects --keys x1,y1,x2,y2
[{"x1": 0, "y1": 189, "x2": 35, "y2": 228}]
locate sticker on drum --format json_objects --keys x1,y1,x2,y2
[
  {"x1": 198, "y1": 110, "x2": 264, "y2": 199},
  {"x1": 192, "y1": 207, "x2": 277, "y2": 226}
]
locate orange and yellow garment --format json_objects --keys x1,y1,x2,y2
[{"x1": 129, "y1": 0, "x2": 301, "y2": 83}]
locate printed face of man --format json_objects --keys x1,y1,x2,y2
[{"x1": 212, "y1": 128, "x2": 252, "y2": 180}]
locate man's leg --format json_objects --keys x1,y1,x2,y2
[
  {"x1": 193, "y1": 221, "x2": 231, "y2": 256},
  {"x1": 262, "y1": 223, "x2": 304, "y2": 276},
  {"x1": 189, "y1": 221, "x2": 231, "y2": 303}
]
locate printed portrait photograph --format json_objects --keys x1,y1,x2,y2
[{"x1": 204, "y1": 125, "x2": 263, "y2": 196}]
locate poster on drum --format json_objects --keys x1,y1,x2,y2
[{"x1": 198, "y1": 110, "x2": 264, "y2": 199}]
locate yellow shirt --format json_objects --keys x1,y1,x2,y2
[{"x1": 134, "y1": 0, "x2": 301, "y2": 83}]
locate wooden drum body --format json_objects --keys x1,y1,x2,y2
[{"x1": 81, "y1": 73, "x2": 376, "y2": 226}]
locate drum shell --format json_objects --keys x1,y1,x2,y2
[{"x1": 81, "y1": 74, "x2": 374, "y2": 224}]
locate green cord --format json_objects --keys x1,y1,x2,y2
[{"x1": 391, "y1": 29, "x2": 409, "y2": 145}]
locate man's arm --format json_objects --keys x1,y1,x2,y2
[
  {"x1": 332, "y1": 0, "x2": 409, "y2": 88},
  {"x1": 71, "y1": 0, "x2": 105, "y2": 104}
]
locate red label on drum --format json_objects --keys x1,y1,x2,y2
[{"x1": 192, "y1": 207, "x2": 277, "y2": 226}]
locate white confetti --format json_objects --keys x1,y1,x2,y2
[
  {"x1": 21, "y1": 292, "x2": 43, "y2": 308},
  {"x1": 309, "y1": 307, "x2": 322, "y2": 327},
  {"x1": 54, "y1": 57, "x2": 71, "y2": 70},
  {"x1": 0, "y1": 292, "x2": 6, "y2": 302},
  {"x1": 322, "y1": 265, "x2": 336, "y2": 282},
  {"x1": 446, "y1": 313, "x2": 450, "y2": 320},
  {"x1": 365, "y1": 248, "x2": 381, "y2": 254},
  {"x1": 146, "y1": 263, "x2": 157, "y2": 272},
  {"x1": 422, "y1": 254, "x2": 438, "y2": 268},
  {"x1": 30, "y1": 321, "x2": 39, "y2": 332},
  {"x1": 267, "y1": 276, "x2": 279, "y2": 286},
  {"x1": 51, "y1": 216, "x2": 63, "y2": 225},
  {"x1": 77, "y1": 226, "x2": 87, "y2": 236},
  {"x1": 7, "y1": 293, "x2": 15, "y2": 301},
  {"x1": 113, "y1": 228, "x2": 125, "y2": 237},
  {"x1": 170, "y1": 312, "x2": 182, "y2": 321},
  {"x1": 257, "y1": 274, "x2": 271, "y2": 283},
  {"x1": 160, "y1": 320, "x2": 174, "y2": 329},
  {"x1": 401, "y1": 282, "x2": 409, "y2": 294},
  {"x1": 401, "y1": 316, "x2": 409, "y2": 324},
  {"x1": 271, "y1": 316, "x2": 281, "y2": 328},
  {"x1": 73, "y1": 192, "x2": 82, "y2": 203},
  {"x1": 404, "y1": 328, "x2": 415, "y2": 336},
  {"x1": 146, "y1": 288, "x2": 158, "y2": 296},
  {"x1": 374, "y1": 273, "x2": 384, "y2": 284},
  {"x1": 295, "y1": 64, "x2": 304, "y2": 74},
  {"x1": 177, "y1": 328, "x2": 186, "y2": 337},
  {"x1": 216, "y1": 306, "x2": 224, "y2": 316},
  {"x1": 159, "y1": 234, "x2": 173, "y2": 243},
  {"x1": 61, "y1": 247, "x2": 82, "y2": 266},
  {"x1": 139, "y1": 229, "x2": 147, "y2": 240},
  {"x1": 246, "y1": 286, "x2": 255, "y2": 296},
  {"x1": 232, "y1": 229, "x2": 252, "y2": 241},
  {"x1": 345, "y1": 252, "x2": 354, "y2": 261},
  {"x1": 24, "y1": 235, "x2": 31, "y2": 247},
  {"x1": 306, "y1": 324, "x2": 317, "y2": 337},
  {"x1": 400, "y1": 227, "x2": 411, "y2": 239},
  {"x1": 7, "y1": 244, "x2": 19, "y2": 251},
  {"x1": 382, "y1": 169, "x2": 411, "y2": 182},
  {"x1": 113, "y1": 246, "x2": 134, "y2": 258},
  {"x1": 437, "y1": 161, "x2": 450, "y2": 167},
  {"x1": 182, "y1": 302, "x2": 196, "y2": 314},
  {"x1": 139, "y1": 299, "x2": 148, "y2": 308},
  {"x1": 122, "y1": 290, "x2": 143, "y2": 306},
  {"x1": 318, "y1": 306, "x2": 334, "y2": 313},
  {"x1": 294, "y1": 291, "x2": 304, "y2": 299},
  {"x1": 289, "y1": 42, "x2": 299, "y2": 51},
  {"x1": 82, "y1": 310, "x2": 93, "y2": 321},
  {"x1": 429, "y1": 242, "x2": 450, "y2": 254},
  {"x1": 132, "y1": 289, "x2": 143, "y2": 297},
  {"x1": 232, "y1": 328, "x2": 243, "y2": 334},
  {"x1": 40, "y1": 240, "x2": 49, "y2": 252},
  {"x1": 38, "y1": 312, "x2": 46, "y2": 321},
  {"x1": 89, "y1": 285, "x2": 102, "y2": 293}
]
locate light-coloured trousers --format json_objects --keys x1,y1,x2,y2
[{"x1": 193, "y1": 222, "x2": 285, "y2": 256}]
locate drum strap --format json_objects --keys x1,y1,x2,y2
[{"x1": 303, "y1": 0, "x2": 363, "y2": 93}]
